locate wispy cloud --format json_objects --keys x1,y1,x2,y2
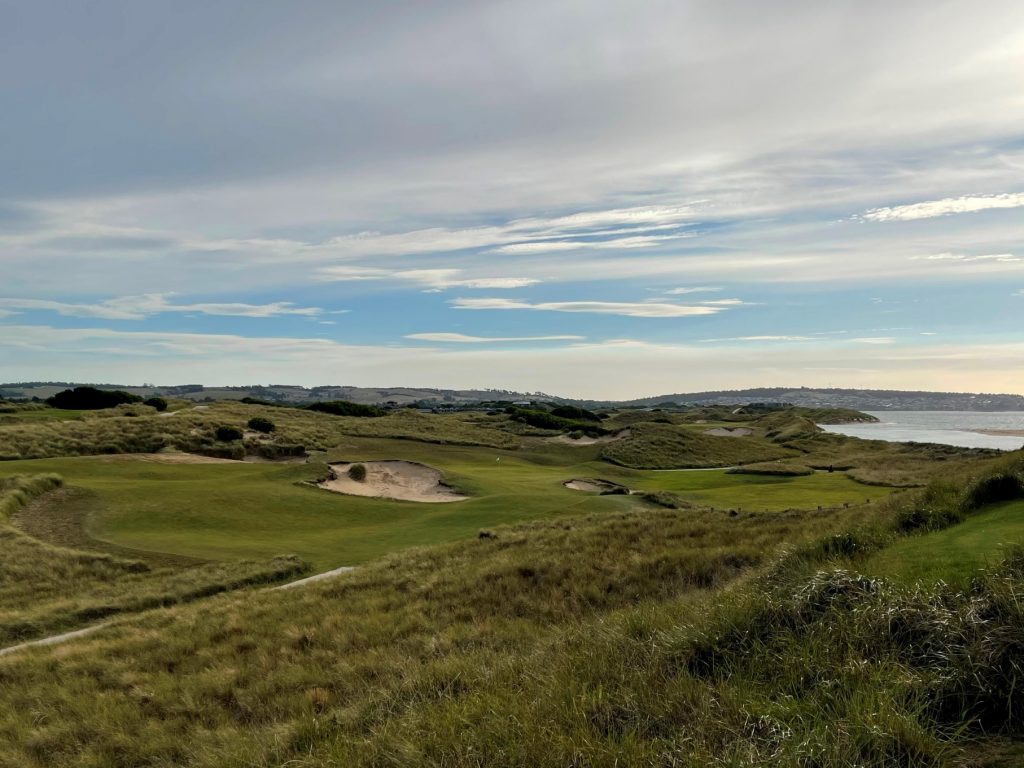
[
  {"x1": 911, "y1": 253, "x2": 1020, "y2": 263},
  {"x1": 405, "y1": 332, "x2": 585, "y2": 343},
  {"x1": 851, "y1": 337, "x2": 897, "y2": 344},
  {"x1": 492, "y1": 234, "x2": 686, "y2": 255},
  {"x1": 700, "y1": 335, "x2": 812, "y2": 343},
  {"x1": 316, "y1": 266, "x2": 539, "y2": 290},
  {"x1": 0, "y1": 294, "x2": 324, "y2": 320},
  {"x1": 862, "y1": 193, "x2": 1024, "y2": 222},
  {"x1": 449, "y1": 297, "x2": 729, "y2": 318},
  {"x1": 663, "y1": 286, "x2": 722, "y2": 295}
]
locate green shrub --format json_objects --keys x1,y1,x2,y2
[
  {"x1": 508, "y1": 408, "x2": 609, "y2": 437},
  {"x1": 247, "y1": 416, "x2": 276, "y2": 433},
  {"x1": 215, "y1": 425, "x2": 244, "y2": 442},
  {"x1": 307, "y1": 400, "x2": 385, "y2": 417},
  {"x1": 550, "y1": 405, "x2": 601, "y2": 422},
  {"x1": 143, "y1": 397, "x2": 168, "y2": 412},
  {"x1": 347, "y1": 463, "x2": 367, "y2": 481},
  {"x1": 46, "y1": 387, "x2": 142, "y2": 410}
]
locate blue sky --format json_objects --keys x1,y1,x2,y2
[{"x1": 1, "y1": 0, "x2": 1023, "y2": 398}]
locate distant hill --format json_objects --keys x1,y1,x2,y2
[
  {"x1": 3, "y1": 382, "x2": 1022, "y2": 410},
  {"x1": 0, "y1": 382, "x2": 561, "y2": 406},
  {"x1": 617, "y1": 387, "x2": 1024, "y2": 412}
]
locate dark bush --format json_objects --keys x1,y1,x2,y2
[
  {"x1": 215, "y1": 426, "x2": 244, "y2": 442},
  {"x1": 964, "y1": 472, "x2": 1023, "y2": 511},
  {"x1": 348, "y1": 463, "x2": 367, "y2": 481},
  {"x1": 550, "y1": 405, "x2": 601, "y2": 422},
  {"x1": 46, "y1": 386, "x2": 142, "y2": 410},
  {"x1": 247, "y1": 417, "x2": 275, "y2": 433},
  {"x1": 143, "y1": 397, "x2": 168, "y2": 412},
  {"x1": 307, "y1": 401, "x2": 385, "y2": 417},
  {"x1": 508, "y1": 408, "x2": 610, "y2": 437}
]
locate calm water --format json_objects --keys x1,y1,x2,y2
[{"x1": 820, "y1": 411, "x2": 1024, "y2": 451}]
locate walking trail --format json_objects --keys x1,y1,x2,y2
[{"x1": 0, "y1": 565, "x2": 357, "y2": 658}]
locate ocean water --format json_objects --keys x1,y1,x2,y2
[{"x1": 820, "y1": 411, "x2": 1024, "y2": 451}]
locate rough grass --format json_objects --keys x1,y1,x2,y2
[
  {"x1": 601, "y1": 422, "x2": 792, "y2": 469},
  {"x1": 726, "y1": 461, "x2": 815, "y2": 476},
  {"x1": 0, "y1": 503, "x2": 862, "y2": 766},
  {"x1": 0, "y1": 473, "x2": 1020, "y2": 765},
  {"x1": 0, "y1": 402, "x2": 520, "y2": 461}
]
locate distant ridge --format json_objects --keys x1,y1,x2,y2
[
  {"x1": 2, "y1": 382, "x2": 1022, "y2": 411},
  {"x1": 615, "y1": 387, "x2": 1024, "y2": 412}
]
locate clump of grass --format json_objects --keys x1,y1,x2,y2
[
  {"x1": 348, "y1": 463, "x2": 367, "y2": 481},
  {"x1": 0, "y1": 473, "x2": 63, "y2": 521},
  {"x1": 601, "y1": 422, "x2": 790, "y2": 469},
  {"x1": 727, "y1": 461, "x2": 814, "y2": 476}
]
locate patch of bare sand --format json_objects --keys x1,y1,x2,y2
[
  {"x1": 319, "y1": 461, "x2": 467, "y2": 503},
  {"x1": 705, "y1": 427, "x2": 753, "y2": 437},
  {"x1": 564, "y1": 478, "x2": 630, "y2": 494},
  {"x1": 549, "y1": 428, "x2": 631, "y2": 446},
  {"x1": 97, "y1": 452, "x2": 238, "y2": 465},
  {"x1": 974, "y1": 429, "x2": 1024, "y2": 437}
]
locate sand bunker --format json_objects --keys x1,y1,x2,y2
[
  {"x1": 549, "y1": 429, "x2": 631, "y2": 446},
  {"x1": 319, "y1": 461, "x2": 467, "y2": 503},
  {"x1": 705, "y1": 427, "x2": 753, "y2": 437},
  {"x1": 564, "y1": 478, "x2": 630, "y2": 494}
]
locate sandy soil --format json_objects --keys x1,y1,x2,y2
[
  {"x1": 97, "y1": 452, "x2": 239, "y2": 465},
  {"x1": 274, "y1": 566, "x2": 356, "y2": 590},
  {"x1": 319, "y1": 461, "x2": 468, "y2": 503},
  {"x1": 564, "y1": 478, "x2": 630, "y2": 493},
  {"x1": 549, "y1": 429, "x2": 631, "y2": 446},
  {"x1": 974, "y1": 429, "x2": 1024, "y2": 437},
  {"x1": 705, "y1": 427, "x2": 753, "y2": 437}
]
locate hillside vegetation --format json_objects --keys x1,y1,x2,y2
[
  {"x1": 601, "y1": 422, "x2": 792, "y2": 468},
  {"x1": 0, "y1": 455, "x2": 1021, "y2": 765}
]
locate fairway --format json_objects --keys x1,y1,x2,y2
[
  {"x1": 0, "y1": 435, "x2": 896, "y2": 568},
  {"x1": 866, "y1": 498, "x2": 1024, "y2": 586}
]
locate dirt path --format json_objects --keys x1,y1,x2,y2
[
  {"x1": 0, "y1": 623, "x2": 107, "y2": 658},
  {"x1": 0, "y1": 564, "x2": 358, "y2": 658}
]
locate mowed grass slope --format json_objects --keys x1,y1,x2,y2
[
  {"x1": 2, "y1": 434, "x2": 898, "y2": 568},
  {"x1": 866, "y1": 498, "x2": 1024, "y2": 586}
]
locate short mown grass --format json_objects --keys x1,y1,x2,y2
[{"x1": 866, "y1": 498, "x2": 1024, "y2": 586}]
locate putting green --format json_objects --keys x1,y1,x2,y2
[{"x1": 0, "y1": 437, "x2": 894, "y2": 568}]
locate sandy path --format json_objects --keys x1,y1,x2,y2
[
  {"x1": 274, "y1": 566, "x2": 356, "y2": 590},
  {"x1": 0, "y1": 624, "x2": 107, "y2": 658},
  {"x1": 95, "y1": 452, "x2": 239, "y2": 465},
  {"x1": 0, "y1": 565, "x2": 358, "y2": 658},
  {"x1": 319, "y1": 461, "x2": 467, "y2": 503}
]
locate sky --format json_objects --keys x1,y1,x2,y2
[{"x1": 1, "y1": 0, "x2": 1023, "y2": 399}]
